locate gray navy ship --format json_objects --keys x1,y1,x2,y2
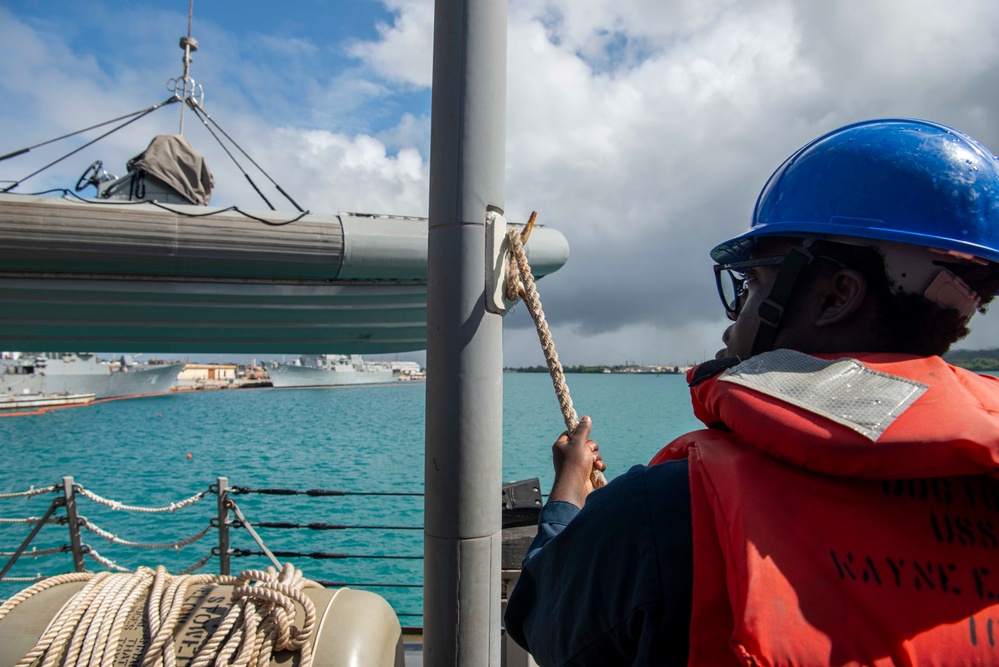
[
  {"x1": 0, "y1": 353, "x2": 183, "y2": 400},
  {"x1": 268, "y1": 354, "x2": 395, "y2": 388}
]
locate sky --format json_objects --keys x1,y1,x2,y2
[{"x1": 3, "y1": 0, "x2": 999, "y2": 367}]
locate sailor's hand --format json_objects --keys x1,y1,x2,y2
[{"x1": 549, "y1": 416, "x2": 606, "y2": 509}]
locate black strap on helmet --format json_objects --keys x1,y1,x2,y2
[{"x1": 750, "y1": 246, "x2": 815, "y2": 356}]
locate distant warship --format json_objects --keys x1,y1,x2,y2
[
  {"x1": 268, "y1": 354, "x2": 395, "y2": 388},
  {"x1": 0, "y1": 353, "x2": 182, "y2": 400}
]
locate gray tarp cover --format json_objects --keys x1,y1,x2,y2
[{"x1": 128, "y1": 134, "x2": 214, "y2": 205}]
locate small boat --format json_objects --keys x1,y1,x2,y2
[
  {"x1": 0, "y1": 391, "x2": 95, "y2": 412},
  {"x1": 0, "y1": 39, "x2": 567, "y2": 354}
]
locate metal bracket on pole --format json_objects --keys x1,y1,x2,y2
[
  {"x1": 216, "y1": 477, "x2": 230, "y2": 576},
  {"x1": 62, "y1": 476, "x2": 85, "y2": 572},
  {"x1": 485, "y1": 206, "x2": 516, "y2": 314}
]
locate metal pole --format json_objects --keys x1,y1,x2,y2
[
  {"x1": 216, "y1": 477, "x2": 230, "y2": 576},
  {"x1": 424, "y1": 1, "x2": 507, "y2": 664},
  {"x1": 0, "y1": 498, "x2": 63, "y2": 581},
  {"x1": 62, "y1": 476, "x2": 85, "y2": 572}
]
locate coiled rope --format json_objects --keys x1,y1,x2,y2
[
  {"x1": 0, "y1": 563, "x2": 322, "y2": 667},
  {"x1": 505, "y1": 216, "x2": 607, "y2": 489}
]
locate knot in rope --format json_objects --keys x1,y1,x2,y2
[
  {"x1": 505, "y1": 220, "x2": 607, "y2": 489},
  {"x1": 184, "y1": 563, "x2": 322, "y2": 667}
]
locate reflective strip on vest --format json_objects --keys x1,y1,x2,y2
[{"x1": 719, "y1": 349, "x2": 927, "y2": 441}]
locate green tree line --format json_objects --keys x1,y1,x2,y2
[{"x1": 943, "y1": 348, "x2": 999, "y2": 371}]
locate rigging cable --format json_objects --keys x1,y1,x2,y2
[
  {"x1": 0, "y1": 98, "x2": 179, "y2": 164},
  {"x1": 185, "y1": 102, "x2": 275, "y2": 210},
  {"x1": 16, "y1": 188, "x2": 310, "y2": 226},
  {"x1": 1, "y1": 97, "x2": 180, "y2": 193},
  {"x1": 186, "y1": 101, "x2": 306, "y2": 212},
  {"x1": 230, "y1": 486, "x2": 422, "y2": 496}
]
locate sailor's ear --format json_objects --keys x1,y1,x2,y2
[{"x1": 814, "y1": 268, "x2": 868, "y2": 327}]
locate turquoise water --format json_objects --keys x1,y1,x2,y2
[{"x1": 0, "y1": 373, "x2": 701, "y2": 623}]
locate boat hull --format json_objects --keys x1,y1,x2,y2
[
  {"x1": 0, "y1": 392, "x2": 95, "y2": 411},
  {"x1": 0, "y1": 194, "x2": 570, "y2": 354}
]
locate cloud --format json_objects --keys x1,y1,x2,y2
[
  {"x1": 4, "y1": 0, "x2": 999, "y2": 367},
  {"x1": 503, "y1": 315, "x2": 725, "y2": 368},
  {"x1": 497, "y1": 0, "x2": 999, "y2": 363},
  {"x1": 243, "y1": 126, "x2": 430, "y2": 216},
  {"x1": 0, "y1": 4, "x2": 431, "y2": 216},
  {"x1": 501, "y1": 0, "x2": 823, "y2": 346},
  {"x1": 0, "y1": 10, "x2": 183, "y2": 191},
  {"x1": 347, "y1": 0, "x2": 435, "y2": 87}
]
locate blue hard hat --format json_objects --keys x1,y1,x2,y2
[{"x1": 711, "y1": 119, "x2": 999, "y2": 265}]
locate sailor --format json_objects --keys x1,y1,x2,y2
[{"x1": 504, "y1": 119, "x2": 999, "y2": 666}]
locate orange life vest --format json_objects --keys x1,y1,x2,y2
[{"x1": 651, "y1": 351, "x2": 999, "y2": 667}]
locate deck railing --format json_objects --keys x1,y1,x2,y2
[{"x1": 0, "y1": 475, "x2": 541, "y2": 630}]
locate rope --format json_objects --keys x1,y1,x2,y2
[
  {"x1": 0, "y1": 485, "x2": 58, "y2": 499},
  {"x1": 75, "y1": 487, "x2": 208, "y2": 513},
  {"x1": 0, "y1": 516, "x2": 51, "y2": 525},
  {"x1": 177, "y1": 552, "x2": 214, "y2": 575},
  {"x1": 82, "y1": 546, "x2": 131, "y2": 573},
  {"x1": 505, "y1": 219, "x2": 607, "y2": 489},
  {"x1": 0, "y1": 546, "x2": 69, "y2": 558},
  {"x1": 0, "y1": 564, "x2": 322, "y2": 667},
  {"x1": 0, "y1": 571, "x2": 97, "y2": 621},
  {"x1": 80, "y1": 518, "x2": 212, "y2": 550},
  {"x1": 78, "y1": 546, "x2": 214, "y2": 576},
  {"x1": 0, "y1": 575, "x2": 46, "y2": 584}
]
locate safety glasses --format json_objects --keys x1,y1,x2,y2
[
  {"x1": 713, "y1": 250, "x2": 846, "y2": 320},
  {"x1": 713, "y1": 255, "x2": 790, "y2": 319}
]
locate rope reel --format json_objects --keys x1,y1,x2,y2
[
  {"x1": 503, "y1": 213, "x2": 607, "y2": 490},
  {"x1": 0, "y1": 563, "x2": 402, "y2": 667}
]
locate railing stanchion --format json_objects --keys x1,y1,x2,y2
[
  {"x1": 0, "y1": 497, "x2": 63, "y2": 581},
  {"x1": 62, "y1": 476, "x2": 85, "y2": 572},
  {"x1": 217, "y1": 477, "x2": 230, "y2": 576}
]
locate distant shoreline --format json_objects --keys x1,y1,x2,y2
[
  {"x1": 505, "y1": 364, "x2": 688, "y2": 375},
  {"x1": 942, "y1": 348, "x2": 999, "y2": 371},
  {"x1": 506, "y1": 347, "x2": 999, "y2": 373}
]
